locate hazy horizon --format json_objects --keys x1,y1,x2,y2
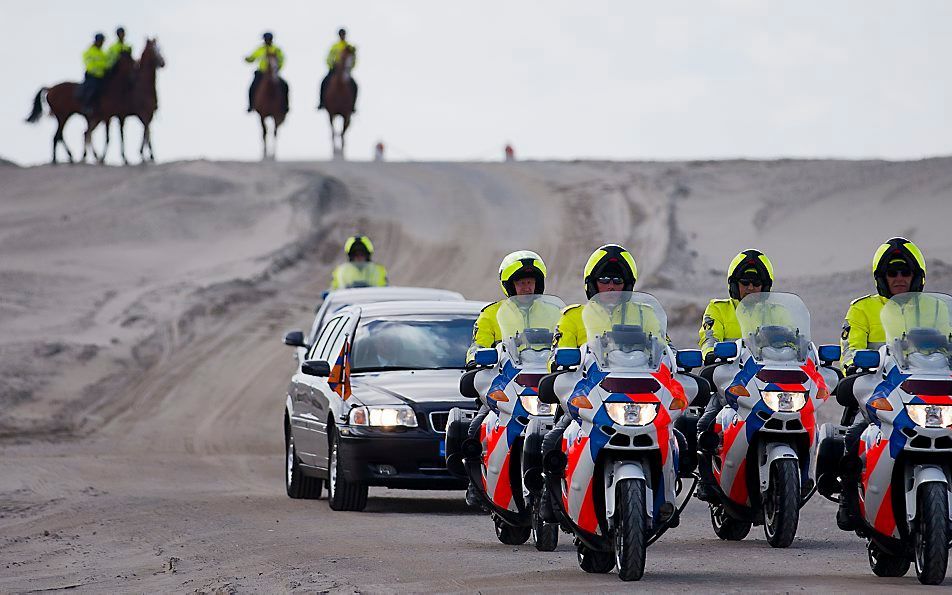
[{"x1": 3, "y1": 1, "x2": 951, "y2": 165}]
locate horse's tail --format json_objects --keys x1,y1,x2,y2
[{"x1": 25, "y1": 87, "x2": 49, "y2": 123}]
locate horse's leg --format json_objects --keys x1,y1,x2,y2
[
  {"x1": 100, "y1": 118, "x2": 110, "y2": 165},
  {"x1": 272, "y1": 120, "x2": 280, "y2": 161},
  {"x1": 118, "y1": 117, "x2": 128, "y2": 165},
  {"x1": 53, "y1": 116, "x2": 68, "y2": 164},
  {"x1": 328, "y1": 113, "x2": 337, "y2": 156},
  {"x1": 260, "y1": 114, "x2": 268, "y2": 160},
  {"x1": 341, "y1": 115, "x2": 350, "y2": 158},
  {"x1": 147, "y1": 125, "x2": 155, "y2": 162}
]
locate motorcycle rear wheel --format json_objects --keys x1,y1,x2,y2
[
  {"x1": 495, "y1": 519, "x2": 531, "y2": 545},
  {"x1": 914, "y1": 482, "x2": 949, "y2": 585},
  {"x1": 710, "y1": 502, "x2": 751, "y2": 540},
  {"x1": 867, "y1": 541, "x2": 910, "y2": 578},
  {"x1": 614, "y1": 478, "x2": 647, "y2": 581},
  {"x1": 578, "y1": 544, "x2": 614, "y2": 573}
]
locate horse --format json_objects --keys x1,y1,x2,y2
[
  {"x1": 106, "y1": 38, "x2": 164, "y2": 163},
  {"x1": 25, "y1": 51, "x2": 136, "y2": 164},
  {"x1": 253, "y1": 54, "x2": 287, "y2": 160},
  {"x1": 324, "y1": 45, "x2": 356, "y2": 158}
]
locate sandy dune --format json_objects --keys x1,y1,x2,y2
[{"x1": 1, "y1": 158, "x2": 951, "y2": 592}]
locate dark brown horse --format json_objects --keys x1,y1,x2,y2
[
  {"x1": 106, "y1": 38, "x2": 164, "y2": 163},
  {"x1": 80, "y1": 51, "x2": 137, "y2": 163},
  {"x1": 324, "y1": 45, "x2": 355, "y2": 158},
  {"x1": 253, "y1": 54, "x2": 287, "y2": 160}
]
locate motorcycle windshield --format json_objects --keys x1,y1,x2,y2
[
  {"x1": 881, "y1": 292, "x2": 952, "y2": 372},
  {"x1": 736, "y1": 292, "x2": 811, "y2": 363},
  {"x1": 496, "y1": 294, "x2": 566, "y2": 367},
  {"x1": 582, "y1": 291, "x2": 667, "y2": 371}
]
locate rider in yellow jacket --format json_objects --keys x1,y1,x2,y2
[
  {"x1": 80, "y1": 33, "x2": 110, "y2": 114},
  {"x1": 106, "y1": 27, "x2": 132, "y2": 66},
  {"x1": 694, "y1": 249, "x2": 775, "y2": 501},
  {"x1": 329, "y1": 235, "x2": 389, "y2": 290},
  {"x1": 837, "y1": 237, "x2": 927, "y2": 529},
  {"x1": 318, "y1": 28, "x2": 358, "y2": 112},
  {"x1": 464, "y1": 251, "x2": 548, "y2": 506},
  {"x1": 245, "y1": 32, "x2": 288, "y2": 113}
]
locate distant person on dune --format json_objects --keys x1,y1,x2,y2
[
  {"x1": 106, "y1": 27, "x2": 132, "y2": 67},
  {"x1": 79, "y1": 33, "x2": 110, "y2": 115},
  {"x1": 245, "y1": 32, "x2": 288, "y2": 113},
  {"x1": 318, "y1": 28, "x2": 358, "y2": 112},
  {"x1": 329, "y1": 235, "x2": 388, "y2": 290}
]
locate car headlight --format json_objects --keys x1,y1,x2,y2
[
  {"x1": 906, "y1": 404, "x2": 952, "y2": 428},
  {"x1": 762, "y1": 391, "x2": 807, "y2": 412},
  {"x1": 605, "y1": 402, "x2": 658, "y2": 426},
  {"x1": 349, "y1": 405, "x2": 418, "y2": 428},
  {"x1": 520, "y1": 395, "x2": 555, "y2": 416}
]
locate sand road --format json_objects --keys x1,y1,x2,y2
[{"x1": 1, "y1": 158, "x2": 951, "y2": 592}]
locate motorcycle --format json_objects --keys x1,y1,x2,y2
[
  {"x1": 537, "y1": 291, "x2": 709, "y2": 581},
  {"x1": 698, "y1": 292, "x2": 840, "y2": 547},
  {"x1": 817, "y1": 291, "x2": 952, "y2": 585},
  {"x1": 444, "y1": 294, "x2": 565, "y2": 549}
]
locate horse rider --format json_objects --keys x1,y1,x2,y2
[
  {"x1": 79, "y1": 33, "x2": 110, "y2": 115},
  {"x1": 107, "y1": 26, "x2": 132, "y2": 66},
  {"x1": 245, "y1": 32, "x2": 288, "y2": 113},
  {"x1": 318, "y1": 28, "x2": 358, "y2": 112}
]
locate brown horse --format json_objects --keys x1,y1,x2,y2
[
  {"x1": 106, "y1": 38, "x2": 164, "y2": 163},
  {"x1": 253, "y1": 54, "x2": 287, "y2": 160},
  {"x1": 324, "y1": 45, "x2": 356, "y2": 158}
]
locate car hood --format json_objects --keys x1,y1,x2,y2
[{"x1": 351, "y1": 369, "x2": 468, "y2": 406}]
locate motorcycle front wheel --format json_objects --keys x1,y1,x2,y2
[
  {"x1": 614, "y1": 478, "x2": 647, "y2": 581},
  {"x1": 763, "y1": 459, "x2": 799, "y2": 548},
  {"x1": 914, "y1": 482, "x2": 949, "y2": 585}
]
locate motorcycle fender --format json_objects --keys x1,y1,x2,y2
[
  {"x1": 604, "y1": 461, "x2": 648, "y2": 521},
  {"x1": 759, "y1": 442, "x2": 799, "y2": 493},
  {"x1": 905, "y1": 464, "x2": 950, "y2": 523}
]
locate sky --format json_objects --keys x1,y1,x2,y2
[{"x1": 2, "y1": 0, "x2": 951, "y2": 164}]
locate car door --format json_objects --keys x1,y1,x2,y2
[
  {"x1": 308, "y1": 310, "x2": 360, "y2": 469},
  {"x1": 293, "y1": 315, "x2": 345, "y2": 462}
]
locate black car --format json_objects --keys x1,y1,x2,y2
[{"x1": 282, "y1": 299, "x2": 484, "y2": 511}]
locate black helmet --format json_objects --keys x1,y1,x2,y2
[
  {"x1": 872, "y1": 237, "x2": 926, "y2": 297},
  {"x1": 263, "y1": 31, "x2": 274, "y2": 40},
  {"x1": 116, "y1": 26, "x2": 125, "y2": 35},
  {"x1": 338, "y1": 28, "x2": 347, "y2": 37},
  {"x1": 94, "y1": 32, "x2": 105, "y2": 42}
]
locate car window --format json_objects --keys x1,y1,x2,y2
[
  {"x1": 320, "y1": 315, "x2": 351, "y2": 362},
  {"x1": 308, "y1": 303, "x2": 330, "y2": 345},
  {"x1": 310, "y1": 316, "x2": 343, "y2": 361},
  {"x1": 350, "y1": 315, "x2": 477, "y2": 371}
]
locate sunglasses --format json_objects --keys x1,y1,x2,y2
[
  {"x1": 597, "y1": 276, "x2": 625, "y2": 285},
  {"x1": 886, "y1": 267, "x2": 912, "y2": 278},
  {"x1": 738, "y1": 279, "x2": 763, "y2": 287}
]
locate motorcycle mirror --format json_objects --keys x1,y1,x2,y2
[
  {"x1": 473, "y1": 348, "x2": 498, "y2": 367},
  {"x1": 853, "y1": 349, "x2": 880, "y2": 370},
  {"x1": 459, "y1": 369, "x2": 481, "y2": 400},
  {"x1": 713, "y1": 341, "x2": 738, "y2": 361},
  {"x1": 537, "y1": 373, "x2": 561, "y2": 405},
  {"x1": 553, "y1": 347, "x2": 581, "y2": 369},
  {"x1": 818, "y1": 344, "x2": 841, "y2": 365},
  {"x1": 676, "y1": 349, "x2": 702, "y2": 371}
]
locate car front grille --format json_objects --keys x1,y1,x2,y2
[{"x1": 429, "y1": 411, "x2": 449, "y2": 434}]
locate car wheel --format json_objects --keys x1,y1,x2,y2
[
  {"x1": 328, "y1": 426, "x2": 368, "y2": 511},
  {"x1": 286, "y1": 425, "x2": 323, "y2": 499}
]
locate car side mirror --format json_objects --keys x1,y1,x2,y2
[
  {"x1": 537, "y1": 373, "x2": 562, "y2": 405},
  {"x1": 302, "y1": 359, "x2": 331, "y2": 377},
  {"x1": 818, "y1": 344, "x2": 841, "y2": 365},
  {"x1": 459, "y1": 369, "x2": 481, "y2": 400},
  {"x1": 284, "y1": 330, "x2": 307, "y2": 348},
  {"x1": 553, "y1": 348, "x2": 581, "y2": 370},
  {"x1": 853, "y1": 349, "x2": 880, "y2": 371},
  {"x1": 676, "y1": 349, "x2": 703, "y2": 371},
  {"x1": 713, "y1": 341, "x2": 738, "y2": 362},
  {"x1": 474, "y1": 348, "x2": 498, "y2": 367}
]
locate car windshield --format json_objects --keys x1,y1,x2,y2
[
  {"x1": 350, "y1": 315, "x2": 476, "y2": 371},
  {"x1": 881, "y1": 292, "x2": 952, "y2": 372},
  {"x1": 496, "y1": 294, "x2": 566, "y2": 367},
  {"x1": 582, "y1": 291, "x2": 667, "y2": 371},
  {"x1": 735, "y1": 292, "x2": 811, "y2": 363}
]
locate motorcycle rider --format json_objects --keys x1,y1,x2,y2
[
  {"x1": 329, "y1": 235, "x2": 389, "y2": 290},
  {"x1": 464, "y1": 250, "x2": 548, "y2": 506},
  {"x1": 538, "y1": 244, "x2": 640, "y2": 517},
  {"x1": 836, "y1": 237, "x2": 927, "y2": 529},
  {"x1": 694, "y1": 249, "x2": 775, "y2": 500}
]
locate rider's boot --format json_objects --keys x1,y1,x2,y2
[
  {"x1": 836, "y1": 489, "x2": 858, "y2": 531},
  {"x1": 465, "y1": 482, "x2": 480, "y2": 508}
]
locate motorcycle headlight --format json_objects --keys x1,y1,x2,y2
[
  {"x1": 906, "y1": 404, "x2": 952, "y2": 428},
  {"x1": 605, "y1": 402, "x2": 658, "y2": 426},
  {"x1": 349, "y1": 405, "x2": 418, "y2": 428},
  {"x1": 762, "y1": 391, "x2": 807, "y2": 412},
  {"x1": 520, "y1": 395, "x2": 555, "y2": 416}
]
